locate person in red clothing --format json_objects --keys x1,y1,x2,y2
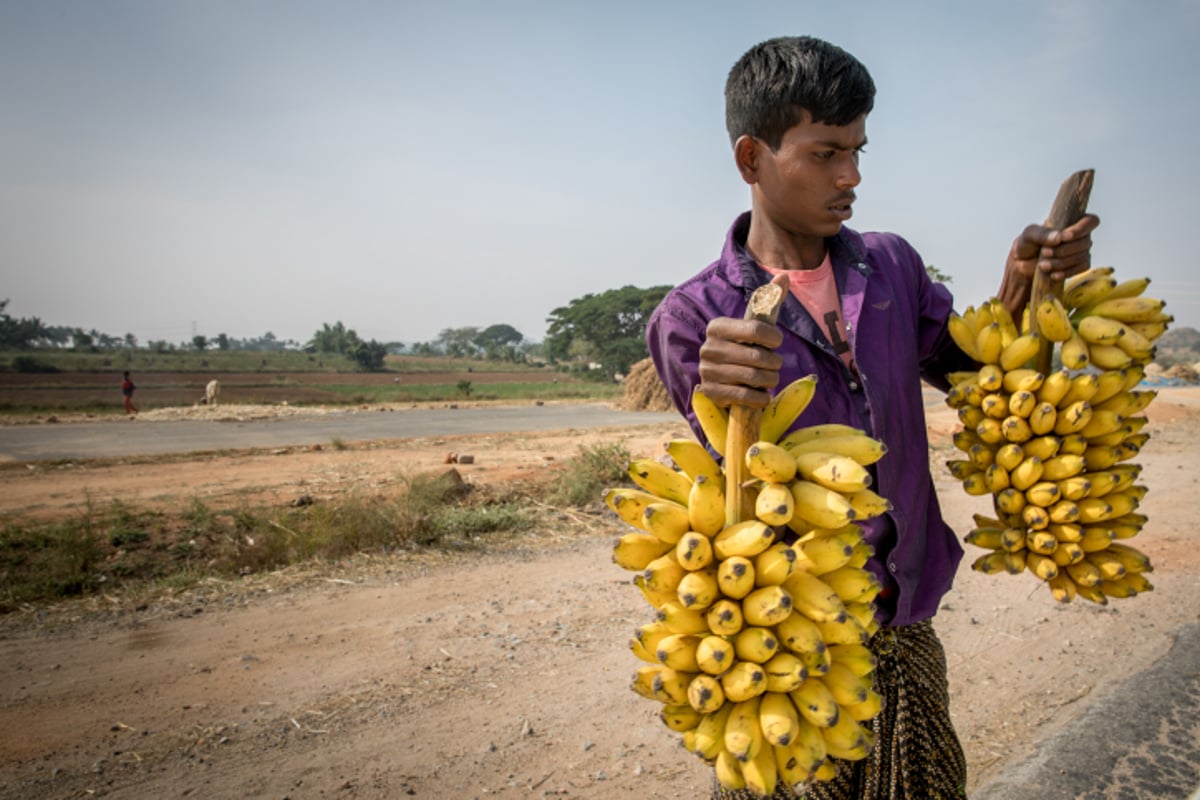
[{"x1": 121, "y1": 371, "x2": 138, "y2": 414}]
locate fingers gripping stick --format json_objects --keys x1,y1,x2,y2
[{"x1": 1030, "y1": 170, "x2": 1094, "y2": 375}]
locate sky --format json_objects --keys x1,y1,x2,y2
[{"x1": 2, "y1": 0, "x2": 1199, "y2": 348}]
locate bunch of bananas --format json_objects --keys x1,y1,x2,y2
[
  {"x1": 945, "y1": 268, "x2": 1171, "y2": 604},
  {"x1": 606, "y1": 375, "x2": 892, "y2": 797}
]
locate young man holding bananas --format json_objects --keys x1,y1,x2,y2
[{"x1": 646, "y1": 36, "x2": 1099, "y2": 800}]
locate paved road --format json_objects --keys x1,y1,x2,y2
[
  {"x1": 0, "y1": 404, "x2": 682, "y2": 462},
  {"x1": 974, "y1": 622, "x2": 1200, "y2": 800}
]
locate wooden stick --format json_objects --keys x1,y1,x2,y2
[
  {"x1": 1030, "y1": 169, "x2": 1095, "y2": 375},
  {"x1": 725, "y1": 277, "x2": 788, "y2": 526}
]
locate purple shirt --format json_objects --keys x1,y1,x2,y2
[{"x1": 646, "y1": 212, "x2": 975, "y2": 627}]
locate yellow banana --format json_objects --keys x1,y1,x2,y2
[
  {"x1": 1059, "y1": 328, "x2": 1091, "y2": 370},
  {"x1": 1076, "y1": 315, "x2": 1126, "y2": 345},
  {"x1": 847, "y1": 488, "x2": 894, "y2": 520},
  {"x1": 843, "y1": 688, "x2": 883, "y2": 722},
  {"x1": 722, "y1": 661, "x2": 768, "y2": 704},
  {"x1": 1053, "y1": 400, "x2": 1093, "y2": 435},
  {"x1": 817, "y1": 614, "x2": 870, "y2": 646},
  {"x1": 665, "y1": 437, "x2": 722, "y2": 482},
  {"x1": 745, "y1": 440, "x2": 799, "y2": 483},
  {"x1": 1026, "y1": 552, "x2": 1059, "y2": 581},
  {"x1": 740, "y1": 736, "x2": 780, "y2": 796},
  {"x1": 976, "y1": 322, "x2": 1004, "y2": 364},
  {"x1": 742, "y1": 585, "x2": 795, "y2": 627},
  {"x1": 717, "y1": 556, "x2": 756, "y2": 600},
  {"x1": 760, "y1": 374, "x2": 819, "y2": 444},
  {"x1": 948, "y1": 312, "x2": 981, "y2": 360},
  {"x1": 690, "y1": 387, "x2": 728, "y2": 457},
  {"x1": 843, "y1": 601, "x2": 880, "y2": 639},
  {"x1": 1047, "y1": 572, "x2": 1077, "y2": 603},
  {"x1": 775, "y1": 728, "x2": 825, "y2": 791},
  {"x1": 981, "y1": 392, "x2": 1009, "y2": 420},
  {"x1": 1088, "y1": 343, "x2": 1135, "y2": 370},
  {"x1": 634, "y1": 572, "x2": 678, "y2": 608},
  {"x1": 1085, "y1": 296, "x2": 1166, "y2": 323},
  {"x1": 660, "y1": 601, "x2": 711, "y2": 635},
  {"x1": 713, "y1": 519, "x2": 777, "y2": 560},
  {"x1": 631, "y1": 664, "x2": 663, "y2": 700},
  {"x1": 724, "y1": 694, "x2": 765, "y2": 762},
  {"x1": 656, "y1": 633, "x2": 703, "y2": 672},
  {"x1": 707, "y1": 598, "x2": 746, "y2": 636},
  {"x1": 613, "y1": 531, "x2": 674, "y2": 571},
  {"x1": 628, "y1": 458, "x2": 693, "y2": 506},
  {"x1": 686, "y1": 673, "x2": 727, "y2": 714},
  {"x1": 642, "y1": 552, "x2": 687, "y2": 596},
  {"x1": 763, "y1": 651, "x2": 809, "y2": 693},
  {"x1": 696, "y1": 634, "x2": 736, "y2": 676},
  {"x1": 688, "y1": 473, "x2": 726, "y2": 537},
  {"x1": 790, "y1": 479, "x2": 858, "y2": 529},
  {"x1": 714, "y1": 748, "x2": 746, "y2": 790},
  {"x1": 1065, "y1": 560, "x2": 1103, "y2": 588},
  {"x1": 755, "y1": 481, "x2": 796, "y2": 527},
  {"x1": 778, "y1": 423, "x2": 867, "y2": 449},
  {"x1": 976, "y1": 363, "x2": 1005, "y2": 392},
  {"x1": 676, "y1": 568, "x2": 720, "y2": 610},
  {"x1": 1025, "y1": 481, "x2": 1062, "y2": 508},
  {"x1": 675, "y1": 531, "x2": 715, "y2": 571},
  {"x1": 819, "y1": 661, "x2": 872, "y2": 706},
  {"x1": 790, "y1": 678, "x2": 840, "y2": 728},
  {"x1": 1064, "y1": 269, "x2": 1118, "y2": 309},
  {"x1": 775, "y1": 610, "x2": 828, "y2": 656},
  {"x1": 735, "y1": 626, "x2": 781, "y2": 664},
  {"x1": 1000, "y1": 415, "x2": 1033, "y2": 444},
  {"x1": 1009, "y1": 456, "x2": 1044, "y2": 491},
  {"x1": 819, "y1": 565, "x2": 881, "y2": 604},
  {"x1": 783, "y1": 433, "x2": 888, "y2": 465},
  {"x1": 603, "y1": 487, "x2": 667, "y2": 531},
  {"x1": 758, "y1": 690, "x2": 802, "y2": 748},
  {"x1": 754, "y1": 541, "x2": 798, "y2": 587},
  {"x1": 1057, "y1": 475, "x2": 1093, "y2": 501},
  {"x1": 630, "y1": 633, "x2": 658, "y2": 664},
  {"x1": 642, "y1": 501, "x2": 692, "y2": 544},
  {"x1": 693, "y1": 702, "x2": 734, "y2": 760},
  {"x1": 1085, "y1": 550, "x2": 1127, "y2": 581},
  {"x1": 651, "y1": 667, "x2": 695, "y2": 705},
  {"x1": 1028, "y1": 401, "x2": 1058, "y2": 436},
  {"x1": 993, "y1": 486, "x2": 1027, "y2": 516},
  {"x1": 1037, "y1": 369, "x2": 1073, "y2": 407},
  {"x1": 783, "y1": 570, "x2": 849, "y2": 624},
  {"x1": 1034, "y1": 295, "x2": 1074, "y2": 342},
  {"x1": 795, "y1": 530, "x2": 857, "y2": 575},
  {"x1": 1106, "y1": 542, "x2": 1153, "y2": 573},
  {"x1": 828, "y1": 643, "x2": 877, "y2": 677},
  {"x1": 820, "y1": 708, "x2": 873, "y2": 759},
  {"x1": 794, "y1": 450, "x2": 874, "y2": 493},
  {"x1": 999, "y1": 332, "x2": 1043, "y2": 371},
  {"x1": 1078, "y1": 409, "x2": 1125, "y2": 439},
  {"x1": 1008, "y1": 389, "x2": 1038, "y2": 419}
]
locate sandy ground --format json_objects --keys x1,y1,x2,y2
[{"x1": 2, "y1": 390, "x2": 1200, "y2": 799}]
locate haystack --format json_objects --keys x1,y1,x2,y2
[{"x1": 620, "y1": 357, "x2": 674, "y2": 411}]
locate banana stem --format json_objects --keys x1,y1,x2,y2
[
  {"x1": 1030, "y1": 169, "x2": 1094, "y2": 375},
  {"x1": 725, "y1": 277, "x2": 788, "y2": 526}
]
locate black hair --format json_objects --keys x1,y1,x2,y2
[{"x1": 724, "y1": 36, "x2": 876, "y2": 149}]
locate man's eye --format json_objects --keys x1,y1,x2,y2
[{"x1": 816, "y1": 151, "x2": 835, "y2": 160}]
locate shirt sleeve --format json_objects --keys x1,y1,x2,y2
[{"x1": 646, "y1": 295, "x2": 714, "y2": 450}]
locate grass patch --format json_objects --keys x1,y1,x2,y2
[
  {"x1": 544, "y1": 440, "x2": 633, "y2": 507},
  {"x1": 0, "y1": 469, "x2": 545, "y2": 610}
]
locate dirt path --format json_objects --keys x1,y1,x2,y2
[{"x1": 2, "y1": 391, "x2": 1199, "y2": 799}]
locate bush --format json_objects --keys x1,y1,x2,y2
[
  {"x1": 544, "y1": 440, "x2": 632, "y2": 507},
  {"x1": 11, "y1": 355, "x2": 59, "y2": 373}
]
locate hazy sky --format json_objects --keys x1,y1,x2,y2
[{"x1": 2, "y1": 0, "x2": 1198, "y2": 347}]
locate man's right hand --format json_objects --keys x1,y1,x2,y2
[{"x1": 698, "y1": 317, "x2": 783, "y2": 408}]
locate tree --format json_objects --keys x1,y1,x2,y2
[
  {"x1": 192, "y1": 335, "x2": 208, "y2": 351},
  {"x1": 308, "y1": 322, "x2": 362, "y2": 356},
  {"x1": 435, "y1": 327, "x2": 480, "y2": 359},
  {"x1": 544, "y1": 285, "x2": 672, "y2": 379},
  {"x1": 0, "y1": 300, "x2": 47, "y2": 349},
  {"x1": 351, "y1": 339, "x2": 388, "y2": 371},
  {"x1": 216, "y1": 333, "x2": 230, "y2": 351},
  {"x1": 926, "y1": 264, "x2": 953, "y2": 284}
]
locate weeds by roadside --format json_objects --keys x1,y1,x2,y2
[{"x1": 0, "y1": 440, "x2": 635, "y2": 611}]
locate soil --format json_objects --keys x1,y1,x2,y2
[{"x1": 2, "y1": 390, "x2": 1200, "y2": 800}]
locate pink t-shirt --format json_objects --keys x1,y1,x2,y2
[{"x1": 761, "y1": 254, "x2": 856, "y2": 371}]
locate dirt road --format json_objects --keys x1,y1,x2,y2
[{"x1": 2, "y1": 391, "x2": 1199, "y2": 799}]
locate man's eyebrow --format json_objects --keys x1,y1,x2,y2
[{"x1": 813, "y1": 137, "x2": 869, "y2": 150}]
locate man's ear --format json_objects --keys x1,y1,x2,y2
[{"x1": 733, "y1": 135, "x2": 761, "y2": 186}]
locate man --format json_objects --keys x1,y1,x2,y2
[
  {"x1": 645, "y1": 36, "x2": 1098, "y2": 799},
  {"x1": 121, "y1": 371, "x2": 138, "y2": 415}
]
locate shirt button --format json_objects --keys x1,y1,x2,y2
[
  {"x1": 888, "y1": 562, "x2": 898, "y2": 572},
  {"x1": 848, "y1": 380, "x2": 860, "y2": 391}
]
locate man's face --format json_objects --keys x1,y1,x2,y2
[{"x1": 749, "y1": 112, "x2": 867, "y2": 241}]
